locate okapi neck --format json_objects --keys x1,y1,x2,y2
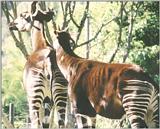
[{"x1": 31, "y1": 20, "x2": 48, "y2": 51}]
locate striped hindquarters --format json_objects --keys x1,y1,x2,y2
[
  {"x1": 24, "y1": 67, "x2": 52, "y2": 128},
  {"x1": 51, "y1": 68, "x2": 68, "y2": 127},
  {"x1": 121, "y1": 80, "x2": 159, "y2": 128},
  {"x1": 47, "y1": 50, "x2": 68, "y2": 128}
]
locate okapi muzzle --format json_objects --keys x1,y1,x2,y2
[
  {"x1": 8, "y1": 12, "x2": 32, "y2": 31},
  {"x1": 8, "y1": 21, "x2": 18, "y2": 30}
]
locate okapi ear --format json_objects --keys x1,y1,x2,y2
[
  {"x1": 54, "y1": 30, "x2": 60, "y2": 36},
  {"x1": 48, "y1": 8, "x2": 54, "y2": 12},
  {"x1": 64, "y1": 26, "x2": 69, "y2": 32}
]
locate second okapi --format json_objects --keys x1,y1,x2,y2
[
  {"x1": 52, "y1": 30, "x2": 159, "y2": 128},
  {"x1": 8, "y1": 2, "x2": 69, "y2": 128}
]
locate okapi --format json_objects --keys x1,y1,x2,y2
[
  {"x1": 8, "y1": 2, "x2": 68, "y2": 128},
  {"x1": 52, "y1": 30, "x2": 159, "y2": 128}
]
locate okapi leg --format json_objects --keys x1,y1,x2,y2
[
  {"x1": 73, "y1": 103, "x2": 96, "y2": 128},
  {"x1": 70, "y1": 102, "x2": 87, "y2": 128},
  {"x1": 28, "y1": 103, "x2": 43, "y2": 128},
  {"x1": 74, "y1": 114, "x2": 96, "y2": 128},
  {"x1": 90, "y1": 117, "x2": 96, "y2": 128},
  {"x1": 75, "y1": 113, "x2": 86, "y2": 128}
]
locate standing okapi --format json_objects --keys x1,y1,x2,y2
[
  {"x1": 52, "y1": 30, "x2": 159, "y2": 128},
  {"x1": 8, "y1": 2, "x2": 68, "y2": 128}
]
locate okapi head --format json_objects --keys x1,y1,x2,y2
[
  {"x1": 54, "y1": 30, "x2": 78, "y2": 57},
  {"x1": 9, "y1": 11, "x2": 31, "y2": 31},
  {"x1": 9, "y1": 1, "x2": 54, "y2": 31}
]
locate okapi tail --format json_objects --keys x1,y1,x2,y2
[{"x1": 43, "y1": 96, "x2": 53, "y2": 128}]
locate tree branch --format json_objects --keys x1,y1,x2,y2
[
  {"x1": 75, "y1": 2, "x2": 127, "y2": 51},
  {"x1": 109, "y1": 2, "x2": 124, "y2": 63},
  {"x1": 75, "y1": 2, "x2": 89, "y2": 45},
  {"x1": 61, "y1": 2, "x2": 65, "y2": 17},
  {"x1": 10, "y1": 2, "x2": 17, "y2": 18},
  {"x1": 69, "y1": 2, "x2": 80, "y2": 28},
  {"x1": 75, "y1": 15, "x2": 117, "y2": 49},
  {"x1": 122, "y1": 2, "x2": 140, "y2": 62},
  {"x1": 62, "y1": 2, "x2": 71, "y2": 29}
]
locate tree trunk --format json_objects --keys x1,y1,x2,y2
[
  {"x1": 123, "y1": 2, "x2": 135, "y2": 63},
  {"x1": 86, "y1": 15, "x2": 90, "y2": 59}
]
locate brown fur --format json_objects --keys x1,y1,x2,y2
[{"x1": 56, "y1": 46, "x2": 145, "y2": 119}]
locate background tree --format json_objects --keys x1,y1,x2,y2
[{"x1": 2, "y1": 1, "x2": 159, "y2": 128}]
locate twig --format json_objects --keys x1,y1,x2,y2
[
  {"x1": 109, "y1": 1, "x2": 124, "y2": 63},
  {"x1": 61, "y1": 2, "x2": 65, "y2": 17},
  {"x1": 122, "y1": 2, "x2": 140, "y2": 62},
  {"x1": 75, "y1": 2, "x2": 89, "y2": 45},
  {"x1": 62, "y1": 2, "x2": 71, "y2": 29},
  {"x1": 69, "y1": 2, "x2": 80, "y2": 28}
]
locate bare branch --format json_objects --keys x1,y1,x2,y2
[
  {"x1": 122, "y1": 2, "x2": 141, "y2": 62},
  {"x1": 44, "y1": 22, "x2": 53, "y2": 43},
  {"x1": 39, "y1": 1, "x2": 46, "y2": 11},
  {"x1": 75, "y1": 2, "x2": 89, "y2": 45},
  {"x1": 109, "y1": 1, "x2": 124, "y2": 63},
  {"x1": 61, "y1": 2, "x2": 65, "y2": 17},
  {"x1": 75, "y1": 16, "x2": 117, "y2": 49},
  {"x1": 69, "y1": 2, "x2": 80, "y2": 28},
  {"x1": 75, "y1": 1, "x2": 127, "y2": 50},
  {"x1": 51, "y1": 17, "x2": 58, "y2": 31},
  {"x1": 62, "y1": 2, "x2": 71, "y2": 29},
  {"x1": 71, "y1": 1, "x2": 76, "y2": 14},
  {"x1": 10, "y1": 2, "x2": 17, "y2": 18}
]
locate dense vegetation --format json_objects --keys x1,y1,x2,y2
[{"x1": 2, "y1": 1, "x2": 159, "y2": 128}]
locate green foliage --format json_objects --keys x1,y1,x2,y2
[
  {"x1": 2, "y1": 34, "x2": 28, "y2": 127},
  {"x1": 130, "y1": 45, "x2": 159, "y2": 83},
  {"x1": 130, "y1": 1, "x2": 159, "y2": 84},
  {"x1": 135, "y1": 1, "x2": 159, "y2": 46},
  {"x1": 114, "y1": 15, "x2": 129, "y2": 28}
]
